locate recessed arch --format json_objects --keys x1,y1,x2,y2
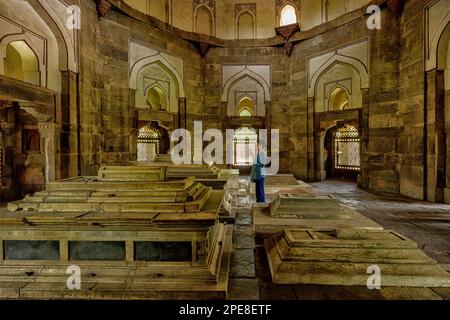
[
  {"x1": 433, "y1": 18, "x2": 450, "y2": 203},
  {"x1": 3, "y1": 40, "x2": 41, "y2": 86},
  {"x1": 236, "y1": 96, "x2": 256, "y2": 116},
  {"x1": 222, "y1": 69, "x2": 271, "y2": 103},
  {"x1": 146, "y1": 84, "x2": 168, "y2": 110},
  {"x1": 129, "y1": 55, "x2": 185, "y2": 98},
  {"x1": 194, "y1": 4, "x2": 214, "y2": 36},
  {"x1": 427, "y1": 13, "x2": 450, "y2": 71},
  {"x1": 30, "y1": 0, "x2": 78, "y2": 72},
  {"x1": 309, "y1": 54, "x2": 369, "y2": 97},
  {"x1": 236, "y1": 10, "x2": 256, "y2": 39},
  {"x1": 1, "y1": 37, "x2": 44, "y2": 85},
  {"x1": 328, "y1": 86, "x2": 350, "y2": 111},
  {"x1": 436, "y1": 21, "x2": 450, "y2": 70}
]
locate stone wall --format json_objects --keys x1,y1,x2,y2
[
  {"x1": 0, "y1": 105, "x2": 45, "y2": 201},
  {"x1": 202, "y1": 4, "x2": 402, "y2": 192},
  {"x1": 71, "y1": 0, "x2": 447, "y2": 201},
  {"x1": 361, "y1": 6, "x2": 401, "y2": 194},
  {"x1": 77, "y1": 0, "x2": 203, "y2": 175},
  {"x1": 397, "y1": 0, "x2": 427, "y2": 200}
]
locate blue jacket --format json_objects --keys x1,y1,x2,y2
[{"x1": 251, "y1": 152, "x2": 266, "y2": 182}]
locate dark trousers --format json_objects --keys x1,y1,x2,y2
[{"x1": 255, "y1": 177, "x2": 265, "y2": 203}]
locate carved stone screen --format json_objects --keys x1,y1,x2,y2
[
  {"x1": 233, "y1": 127, "x2": 258, "y2": 166},
  {"x1": 333, "y1": 125, "x2": 360, "y2": 171},
  {"x1": 137, "y1": 126, "x2": 161, "y2": 161}
]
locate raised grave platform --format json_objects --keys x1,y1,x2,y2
[
  {"x1": 0, "y1": 165, "x2": 233, "y2": 299},
  {"x1": 254, "y1": 194, "x2": 381, "y2": 235},
  {"x1": 265, "y1": 228, "x2": 450, "y2": 287},
  {"x1": 249, "y1": 175, "x2": 313, "y2": 198}
]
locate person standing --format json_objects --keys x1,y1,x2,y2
[{"x1": 251, "y1": 142, "x2": 266, "y2": 203}]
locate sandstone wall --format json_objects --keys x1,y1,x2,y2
[
  {"x1": 73, "y1": 0, "x2": 448, "y2": 202},
  {"x1": 78, "y1": 0, "x2": 203, "y2": 175}
]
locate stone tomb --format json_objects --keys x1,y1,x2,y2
[
  {"x1": 0, "y1": 165, "x2": 232, "y2": 299},
  {"x1": 253, "y1": 194, "x2": 381, "y2": 235},
  {"x1": 265, "y1": 228, "x2": 450, "y2": 287},
  {"x1": 131, "y1": 158, "x2": 223, "y2": 180},
  {"x1": 249, "y1": 174, "x2": 313, "y2": 198},
  {"x1": 269, "y1": 194, "x2": 351, "y2": 219},
  {"x1": 123, "y1": 161, "x2": 240, "y2": 223}
]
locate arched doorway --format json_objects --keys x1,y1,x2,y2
[
  {"x1": 233, "y1": 126, "x2": 258, "y2": 167},
  {"x1": 325, "y1": 124, "x2": 361, "y2": 179},
  {"x1": 137, "y1": 126, "x2": 162, "y2": 162}
]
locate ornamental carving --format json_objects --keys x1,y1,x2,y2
[
  {"x1": 193, "y1": 0, "x2": 215, "y2": 10},
  {"x1": 235, "y1": 3, "x2": 256, "y2": 17}
]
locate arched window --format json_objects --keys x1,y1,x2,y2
[
  {"x1": 137, "y1": 126, "x2": 161, "y2": 161},
  {"x1": 328, "y1": 87, "x2": 349, "y2": 110},
  {"x1": 3, "y1": 40, "x2": 40, "y2": 86},
  {"x1": 236, "y1": 96, "x2": 256, "y2": 116},
  {"x1": 237, "y1": 11, "x2": 255, "y2": 39},
  {"x1": 195, "y1": 6, "x2": 213, "y2": 36},
  {"x1": 146, "y1": 86, "x2": 167, "y2": 110},
  {"x1": 280, "y1": 5, "x2": 297, "y2": 26},
  {"x1": 333, "y1": 125, "x2": 360, "y2": 171},
  {"x1": 233, "y1": 127, "x2": 258, "y2": 166}
]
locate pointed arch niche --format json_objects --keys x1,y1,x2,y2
[
  {"x1": 222, "y1": 65, "x2": 271, "y2": 118},
  {"x1": 0, "y1": 0, "x2": 79, "y2": 91},
  {"x1": 236, "y1": 96, "x2": 256, "y2": 117},
  {"x1": 235, "y1": 4, "x2": 257, "y2": 40},
  {"x1": 146, "y1": 83, "x2": 169, "y2": 111},
  {"x1": 193, "y1": 2, "x2": 215, "y2": 36},
  {"x1": 129, "y1": 41, "x2": 185, "y2": 115},
  {"x1": 3, "y1": 40, "x2": 41, "y2": 86}
]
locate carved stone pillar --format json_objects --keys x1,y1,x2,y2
[{"x1": 38, "y1": 123, "x2": 61, "y2": 183}]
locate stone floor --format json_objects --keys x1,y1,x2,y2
[{"x1": 228, "y1": 178, "x2": 450, "y2": 300}]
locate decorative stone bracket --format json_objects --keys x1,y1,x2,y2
[
  {"x1": 197, "y1": 42, "x2": 210, "y2": 57},
  {"x1": 275, "y1": 23, "x2": 300, "y2": 57},
  {"x1": 275, "y1": 23, "x2": 300, "y2": 41},
  {"x1": 284, "y1": 42, "x2": 294, "y2": 57},
  {"x1": 94, "y1": 0, "x2": 112, "y2": 20},
  {"x1": 38, "y1": 122, "x2": 61, "y2": 183},
  {"x1": 386, "y1": 0, "x2": 404, "y2": 18}
]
